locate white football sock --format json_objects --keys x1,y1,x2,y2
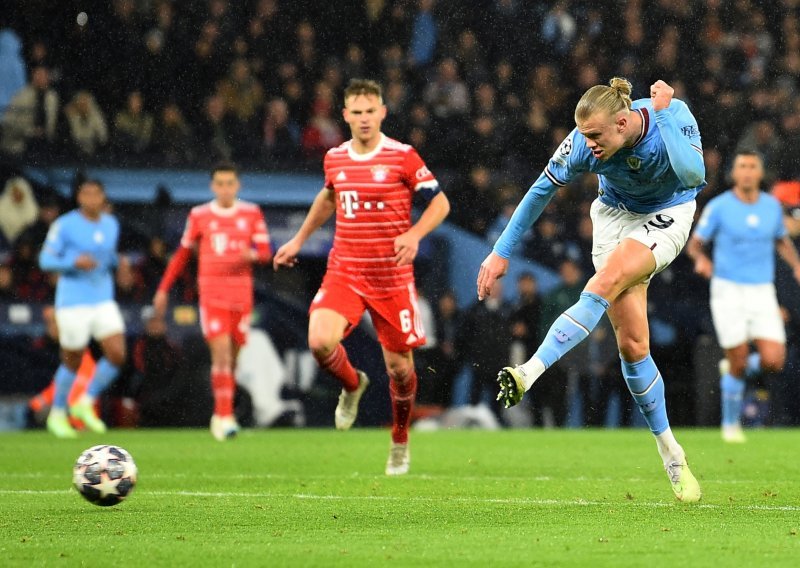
[
  {"x1": 655, "y1": 427, "x2": 683, "y2": 464},
  {"x1": 517, "y1": 356, "x2": 546, "y2": 391}
]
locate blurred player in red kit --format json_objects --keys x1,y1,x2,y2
[
  {"x1": 154, "y1": 162, "x2": 272, "y2": 440},
  {"x1": 274, "y1": 79, "x2": 450, "y2": 475}
]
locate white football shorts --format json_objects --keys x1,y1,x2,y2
[
  {"x1": 590, "y1": 198, "x2": 696, "y2": 278},
  {"x1": 710, "y1": 277, "x2": 785, "y2": 349},
  {"x1": 55, "y1": 301, "x2": 126, "y2": 350}
]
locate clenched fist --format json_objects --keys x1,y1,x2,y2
[{"x1": 650, "y1": 80, "x2": 674, "y2": 112}]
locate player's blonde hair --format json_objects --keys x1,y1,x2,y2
[
  {"x1": 344, "y1": 79, "x2": 383, "y2": 104},
  {"x1": 574, "y1": 77, "x2": 633, "y2": 124}
]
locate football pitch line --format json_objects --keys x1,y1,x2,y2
[
  {"x1": 0, "y1": 471, "x2": 781, "y2": 485},
  {"x1": 2, "y1": 488, "x2": 798, "y2": 512}
]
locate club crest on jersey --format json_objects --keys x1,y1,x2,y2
[
  {"x1": 371, "y1": 165, "x2": 390, "y2": 182},
  {"x1": 626, "y1": 156, "x2": 642, "y2": 170}
]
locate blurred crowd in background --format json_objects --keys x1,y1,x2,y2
[{"x1": 2, "y1": 0, "x2": 800, "y2": 427}]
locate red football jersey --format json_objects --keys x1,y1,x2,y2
[
  {"x1": 180, "y1": 200, "x2": 271, "y2": 308},
  {"x1": 323, "y1": 134, "x2": 439, "y2": 298}
]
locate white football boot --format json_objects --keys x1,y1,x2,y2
[
  {"x1": 334, "y1": 371, "x2": 370, "y2": 430},
  {"x1": 385, "y1": 443, "x2": 410, "y2": 476},
  {"x1": 210, "y1": 414, "x2": 240, "y2": 441}
]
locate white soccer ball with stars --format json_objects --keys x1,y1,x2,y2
[{"x1": 73, "y1": 445, "x2": 137, "y2": 506}]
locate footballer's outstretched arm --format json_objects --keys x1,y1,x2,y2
[
  {"x1": 273, "y1": 188, "x2": 336, "y2": 270},
  {"x1": 476, "y1": 173, "x2": 560, "y2": 300},
  {"x1": 394, "y1": 191, "x2": 450, "y2": 266}
]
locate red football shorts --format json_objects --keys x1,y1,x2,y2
[
  {"x1": 309, "y1": 276, "x2": 426, "y2": 353},
  {"x1": 199, "y1": 303, "x2": 251, "y2": 346}
]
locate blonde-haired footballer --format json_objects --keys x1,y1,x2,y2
[{"x1": 478, "y1": 78, "x2": 704, "y2": 502}]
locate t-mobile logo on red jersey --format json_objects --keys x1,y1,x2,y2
[{"x1": 340, "y1": 191, "x2": 359, "y2": 218}]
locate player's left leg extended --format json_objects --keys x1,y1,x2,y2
[
  {"x1": 382, "y1": 347, "x2": 417, "y2": 476},
  {"x1": 609, "y1": 284, "x2": 701, "y2": 503}
]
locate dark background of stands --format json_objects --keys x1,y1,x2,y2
[{"x1": 2, "y1": 1, "x2": 800, "y2": 428}]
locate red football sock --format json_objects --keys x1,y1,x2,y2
[
  {"x1": 390, "y1": 371, "x2": 418, "y2": 444},
  {"x1": 211, "y1": 368, "x2": 235, "y2": 417},
  {"x1": 315, "y1": 344, "x2": 359, "y2": 392}
]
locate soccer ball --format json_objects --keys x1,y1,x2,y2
[{"x1": 73, "y1": 445, "x2": 137, "y2": 506}]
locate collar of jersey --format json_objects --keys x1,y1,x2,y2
[
  {"x1": 631, "y1": 107, "x2": 650, "y2": 148},
  {"x1": 210, "y1": 200, "x2": 239, "y2": 216},
  {"x1": 347, "y1": 133, "x2": 386, "y2": 161}
]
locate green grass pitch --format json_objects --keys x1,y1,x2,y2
[{"x1": 1, "y1": 428, "x2": 799, "y2": 567}]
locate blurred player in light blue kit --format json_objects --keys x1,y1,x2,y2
[
  {"x1": 477, "y1": 78, "x2": 704, "y2": 502},
  {"x1": 39, "y1": 180, "x2": 126, "y2": 438},
  {"x1": 687, "y1": 151, "x2": 800, "y2": 443}
]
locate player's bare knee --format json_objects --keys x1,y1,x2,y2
[
  {"x1": 588, "y1": 269, "x2": 628, "y2": 301},
  {"x1": 62, "y1": 351, "x2": 83, "y2": 372},
  {"x1": 618, "y1": 339, "x2": 649, "y2": 363},
  {"x1": 387, "y1": 362, "x2": 412, "y2": 384},
  {"x1": 107, "y1": 349, "x2": 126, "y2": 367},
  {"x1": 727, "y1": 355, "x2": 748, "y2": 377},
  {"x1": 761, "y1": 354, "x2": 785, "y2": 373},
  {"x1": 308, "y1": 332, "x2": 336, "y2": 358}
]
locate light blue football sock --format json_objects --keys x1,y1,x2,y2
[
  {"x1": 53, "y1": 365, "x2": 78, "y2": 410},
  {"x1": 621, "y1": 354, "x2": 669, "y2": 435},
  {"x1": 720, "y1": 372, "x2": 746, "y2": 426},
  {"x1": 745, "y1": 352, "x2": 761, "y2": 379},
  {"x1": 533, "y1": 292, "x2": 610, "y2": 368},
  {"x1": 86, "y1": 357, "x2": 121, "y2": 399}
]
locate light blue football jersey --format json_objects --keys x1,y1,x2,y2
[
  {"x1": 494, "y1": 98, "x2": 706, "y2": 258},
  {"x1": 39, "y1": 209, "x2": 120, "y2": 307},
  {"x1": 694, "y1": 190, "x2": 786, "y2": 284}
]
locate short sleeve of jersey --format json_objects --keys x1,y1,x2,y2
[
  {"x1": 694, "y1": 198, "x2": 720, "y2": 241},
  {"x1": 42, "y1": 217, "x2": 66, "y2": 259},
  {"x1": 323, "y1": 152, "x2": 335, "y2": 190},
  {"x1": 544, "y1": 128, "x2": 590, "y2": 187},
  {"x1": 670, "y1": 99, "x2": 703, "y2": 154},
  {"x1": 402, "y1": 147, "x2": 439, "y2": 192},
  {"x1": 180, "y1": 208, "x2": 202, "y2": 248},
  {"x1": 252, "y1": 208, "x2": 271, "y2": 245}
]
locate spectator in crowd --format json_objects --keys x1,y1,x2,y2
[
  {"x1": 408, "y1": 0, "x2": 437, "y2": 69},
  {"x1": 262, "y1": 98, "x2": 300, "y2": 167},
  {"x1": 0, "y1": 177, "x2": 39, "y2": 245},
  {"x1": 452, "y1": 165, "x2": 498, "y2": 236},
  {"x1": 64, "y1": 90, "x2": 108, "y2": 158},
  {"x1": 457, "y1": 280, "x2": 513, "y2": 419},
  {"x1": 735, "y1": 120, "x2": 781, "y2": 183},
  {"x1": 152, "y1": 103, "x2": 194, "y2": 166},
  {"x1": 509, "y1": 272, "x2": 541, "y2": 361},
  {"x1": 1, "y1": 66, "x2": 59, "y2": 158},
  {"x1": 18, "y1": 197, "x2": 61, "y2": 252},
  {"x1": 525, "y1": 214, "x2": 582, "y2": 271},
  {"x1": 423, "y1": 57, "x2": 470, "y2": 119},
  {"x1": 0, "y1": 29, "x2": 26, "y2": 116},
  {"x1": 0, "y1": 264, "x2": 14, "y2": 300},
  {"x1": 300, "y1": 82, "x2": 344, "y2": 160},
  {"x1": 216, "y1": 58, "x2": 264, "y2": 146},
  {"x1": 423, "y1": 290, "x2": 462, "y2": 407},
  {"x1": 7, "y1": 236, "x2": 53, "y2": 303},
  {"x1": 115, "y1": 255, "x2": 148, "y2": 304},
  {"x1": 112, "y1": 91, "x2": 154, "y2": 160},
  {"x1": 195, "y1": 94, "x2": 238, "y2": 162}
]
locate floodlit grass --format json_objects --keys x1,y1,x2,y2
[{"x1": 1, "y1": 428, "x2": 798, "y2": 567}]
